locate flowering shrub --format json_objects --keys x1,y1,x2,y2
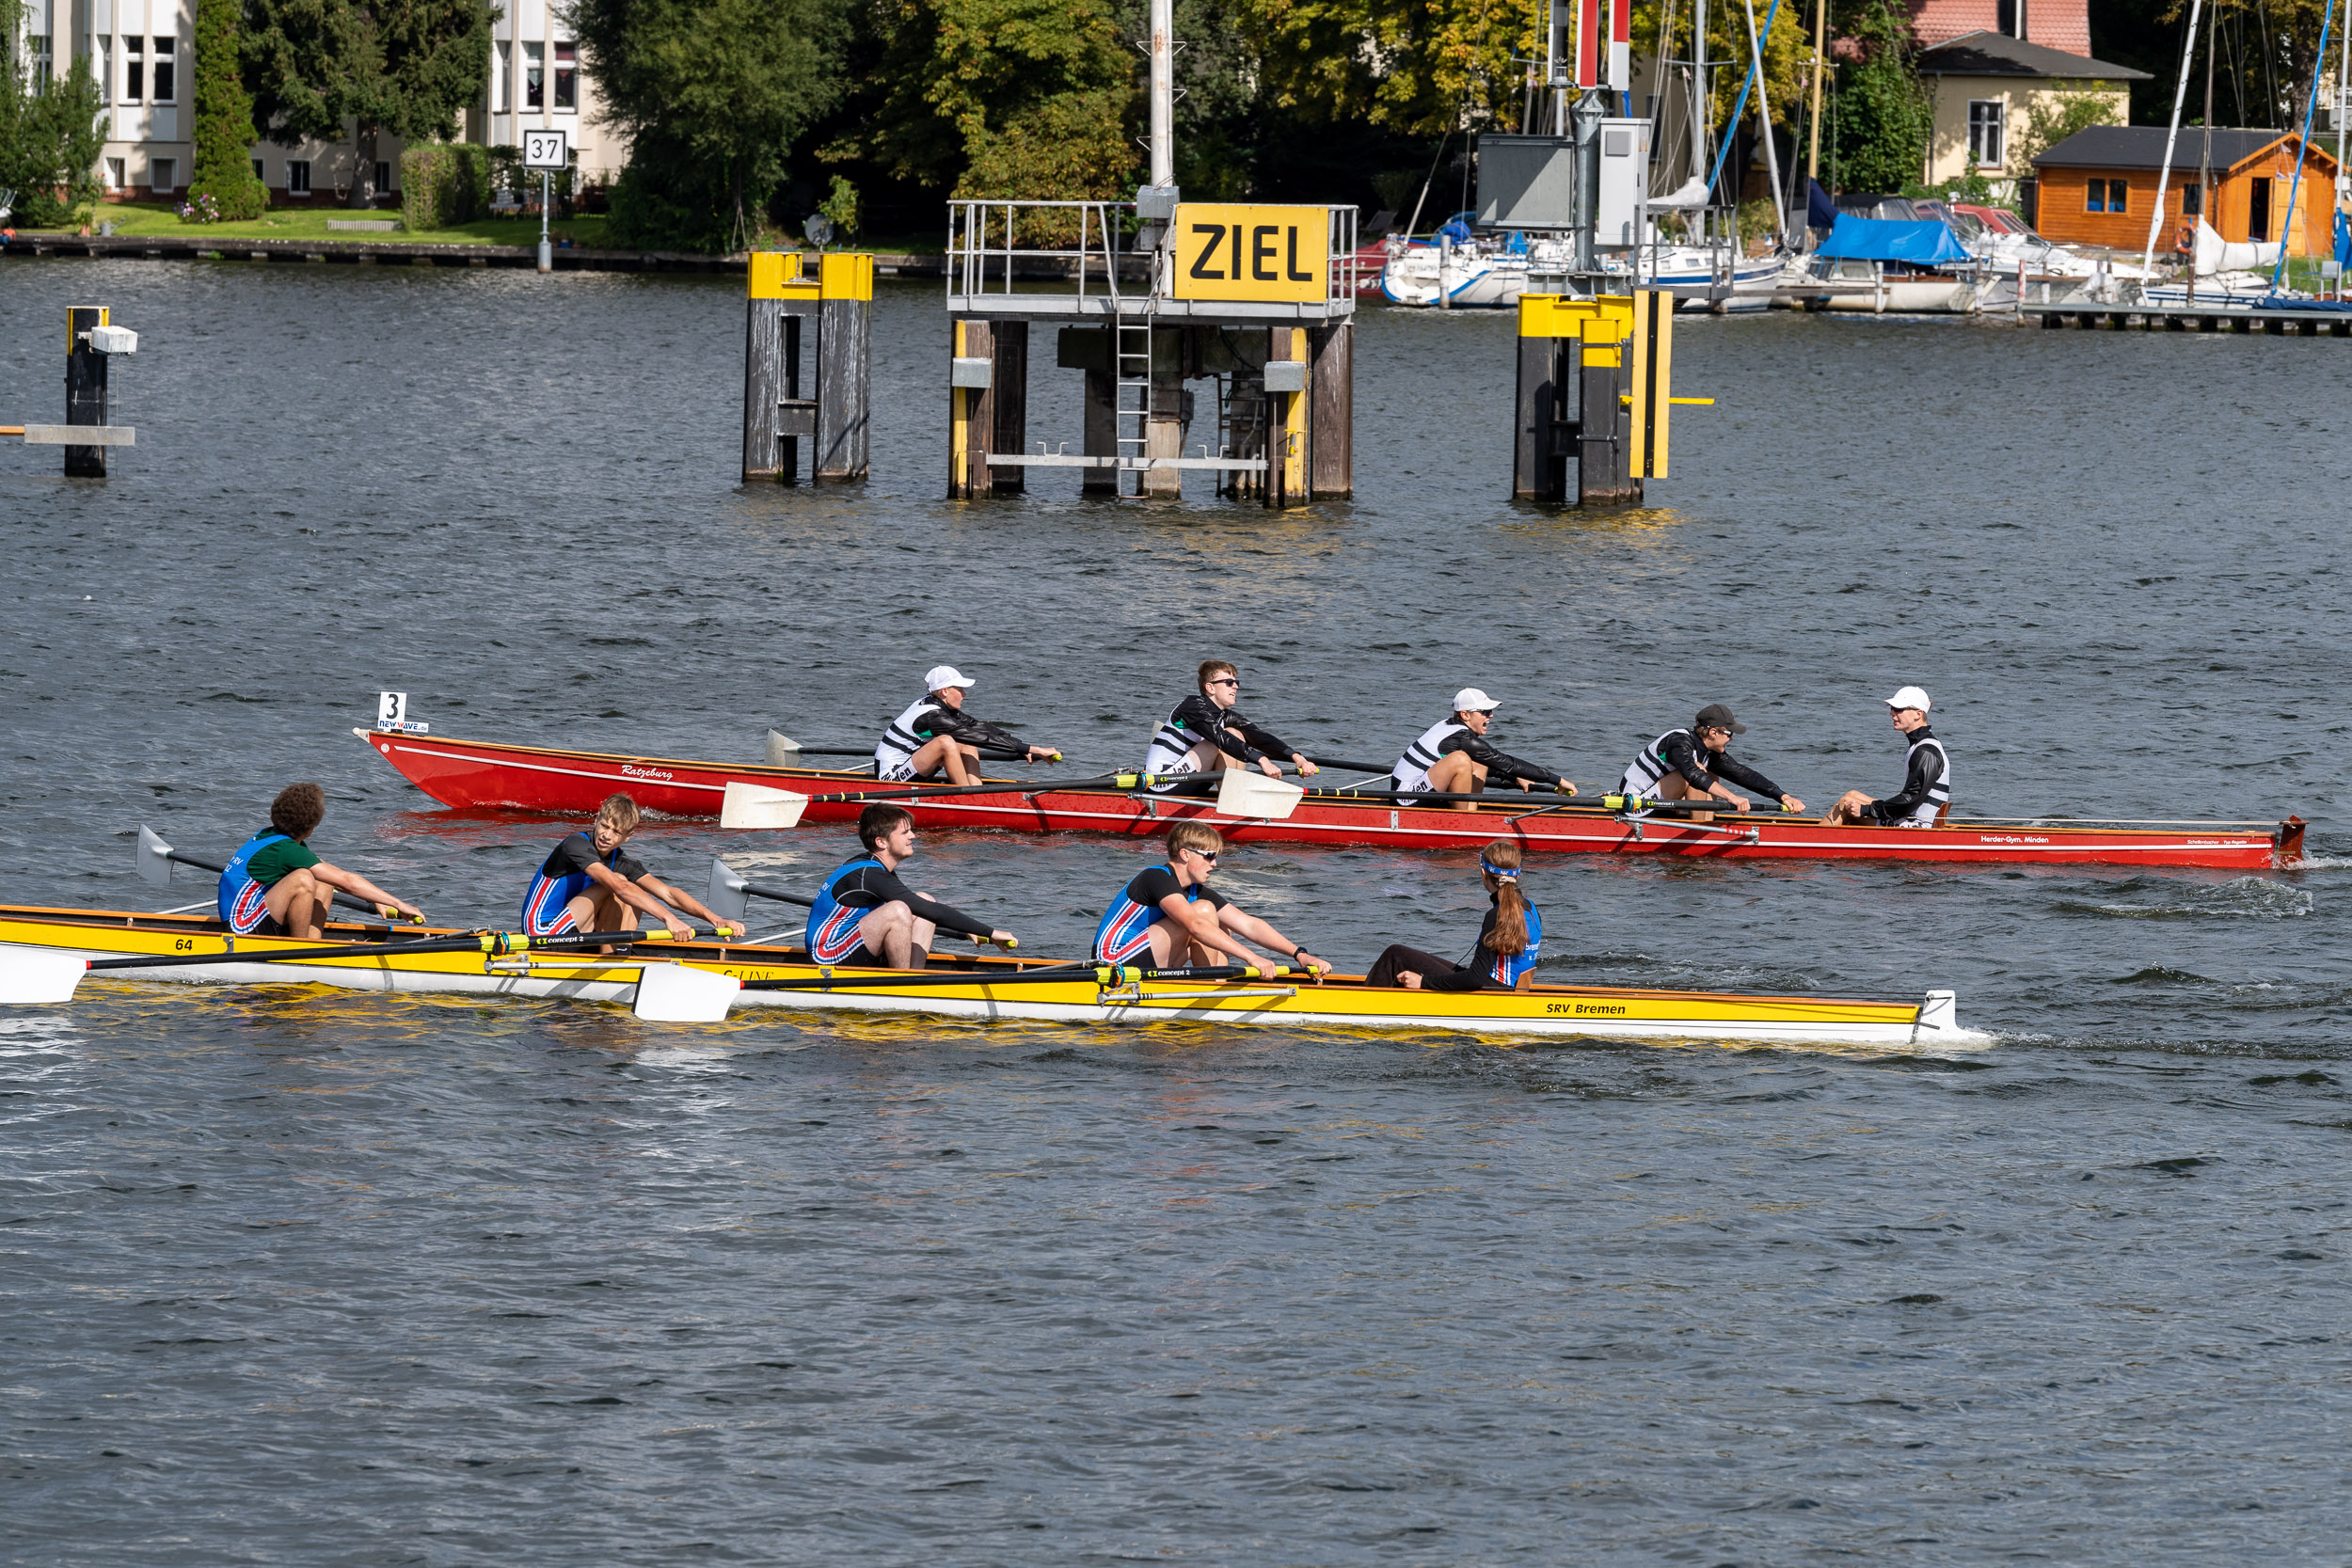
[{"x1": 176, "y1": 192, "x2": 224, "y2": 224}]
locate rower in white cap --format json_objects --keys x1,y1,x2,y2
[
  {"x1": 872, "y1": 665, "x2": 1063, "y2": 785},
  {"x1": 1822, "y1": 686, "x2": 1950, "y2": 827},
  {"x1": 1391, "y1": 688, "x2": 1577, "y2": 811}
]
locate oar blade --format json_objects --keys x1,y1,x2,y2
[
  {"x1": 136, "y1": 826, "x2": 176, "y2": 889},
  {"x1": 631, "y1": 962, "x2": 741, "y2": 1024},
  {"x1": 0, "y1": 950, "x2": 88, "y2": 1006},
  {"x1": 764, "y1": 730, "x2": 803, "y2": 767},
  {"x1": 1216, "y1": 769, "x2": 1305, "y2": 820},
  {"x1": 707, "y1": 858, "x2": 752, "y2": 924},
  {"x1": 721, "y1": 781, "x2": 808, "y2": 831}
]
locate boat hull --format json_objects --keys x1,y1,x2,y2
[
  {"x1": 0, "y1": 906, "x2": 1979, "y2": 1049},
  {"x1": 354, "y1": 729, "x2": 2299, "y2": 870}
]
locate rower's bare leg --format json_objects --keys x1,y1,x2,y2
[
  {"x1": 906, "y1": 736, "x2": 980, "y2": 785},
  {"x1": 1656, "y1": 773, "x2": 1693, "y2": 800},
  {"x1": 264, "y1": 867, "x2": 334, "y2": 940},
  {"x1": 1426, "y1": 752, "x2": 1490, "y2": 812},
  {"x1": 856, "y1": 901, "x2": 937, "y2": 968},
  {"x1": 1822, "y1": 790, "x2": 1873, "y2": 827}
]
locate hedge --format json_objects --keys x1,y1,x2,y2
[{"x1": 400, "y1": 143, "x2": 491, "y2": 230}]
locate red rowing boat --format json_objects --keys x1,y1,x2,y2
[{"x1": 354, "y1": 728, "x2": 2304, "y2": 869}]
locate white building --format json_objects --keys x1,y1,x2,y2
[{"x1": 14, "y1": 0, "x2": 621, "y2": 207}]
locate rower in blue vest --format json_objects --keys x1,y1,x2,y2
[
  {"x1": 217, "y1": 782, "x2": 424, "y2": 941},
  {"x1": 1091, "y1": 820, "x2": 1330, "y2": 973},
  {"x1": 805, "y1": 804, "x2": 1015, "y2": 969},
  {"x1": 520, "y1": 793, "x2": 739, "y2": 942}
]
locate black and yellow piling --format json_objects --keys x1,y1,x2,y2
[
  {"x1": 66, "y1": 306, "x2": 112, "y2": 479},
  {"x1": 1512, "y1": 290, "x2": 1684, "y2": 506},
  {"x1": 742, "y1": 252, "x2": 873, "y2": 483}
]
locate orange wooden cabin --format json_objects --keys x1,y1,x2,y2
[{"x1": 2031, "y1": 126, "x2": 2342, "y2": 256}]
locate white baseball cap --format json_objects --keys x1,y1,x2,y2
[
  {"x1": 1453, "y1": 688, "x2": 1500, "y2": 713},
  {"x1": 925, "y1": 665, "x2": 975, "y2": 691},
  {"x1": 1883, "y1": 686, "x2": 1931, "y2": 713}
]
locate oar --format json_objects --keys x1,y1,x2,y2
[
  {"x1": 738, "y1": 961, "x2": 1291, "y2": 993},
  {"x1": 707, "y1": 858, "x2": 814, "y2": 924},
  {"x1": 0, "y1": 928, "x2": 652, "y2": 1006},
  {"x1": 1302, "y1": 752, "x2": 1395, "y2": 774},
  {"x1": 136, "y1": 825, "x2": 423, "y2": 924},
  {"x1": 765, "y1": 730, "x2": 1056, "y2": 765},
  {"x1": 802, "y1": 772, "x2": 1134, "y2": 805}
]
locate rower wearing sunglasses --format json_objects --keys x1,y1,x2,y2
[
  {"x1": 1092, "y1": 821, "x2": 1331, "y2": 974},
  {"x1": 1139, "y1": 658, "x2": 1319, "y2": 794},
  {"x1": 1618, "y1": 704, "x2": 1804, "y2": 815}
]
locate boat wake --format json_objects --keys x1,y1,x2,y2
[{"x1": 2058, "y1": 876, "x2": 2312, "y2": 922}]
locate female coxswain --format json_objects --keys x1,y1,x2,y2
[{"x1": 1364, "y1": 838, "x2": 1541, "y2": 990}]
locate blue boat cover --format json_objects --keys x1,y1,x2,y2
[{"x1": 1812, "y1": 214, "x2": 1971, "y2": 264}]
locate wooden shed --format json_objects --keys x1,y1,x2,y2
[{"x1": 2031, "y1": 126, "x2": 2341, "y2": 256}]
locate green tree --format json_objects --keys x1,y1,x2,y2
[
  {"x1": 847, "y1": 0, "x2": 1134, "y2": 203},
  {"x1": 569, "y1": 0, "x2": 846, "y2": 253},
  {"x1": 1239, "y1": 0, "x2": 1540, "y2": 136},
  {"x1": 0, "y1": 0, "x2": 106, "y2": 228},
  {"x1": 1831, "y1": 0, "x2": 1928, "y2": 193},
  {"x1": 243, "y1": 0, "x2": 492, "y2": 209},
  {"x1": 2010, "y1": 83, "x2": 2122, "y2": 167},
  {"x1": 187, "y1": 0, "x2": 266, "y2": 218}
]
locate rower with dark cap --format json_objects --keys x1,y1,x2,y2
[
  {"x1": 217, "y1": 782, "x2": 425, "y2": 940},
  {"x1": 874, "y1": 665, "x2": 1062, "y2": 786},
  {"x1": 1391, "y1": 688, "x2": 1576, "y2": 811},
  {"x1": 1140, "y1": 659, "x2": 1319, "y2": 794},
  {"x1": 1823, "y1": 687, "x2": 1950, "y2": 828},
  {"x1": 804, "y1": 804, "x2": 1016, "y2": 969},
  {"x1": 1618, "y1": 704, "x2": 1804, "y2": 815}
]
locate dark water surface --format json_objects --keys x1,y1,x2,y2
[{"x1": 4, "y1": 263, "x2": 2350, "y2": 1562}]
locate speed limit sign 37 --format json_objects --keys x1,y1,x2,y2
[{"x1": 523, "y1": 129, "x2": 569, "y2": 168}]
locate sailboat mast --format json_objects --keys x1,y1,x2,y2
[
  {"x1": 2191, "y1": 0, "x2": 2214, "y2": 302},
  {"x1": 1742, "y1": 0, "x2": 1788, "y2": 245},
  {"x1": 2139, "y1": 0, "x2": 2205, "y2": 277},
  {"x1": 1807, "y1": 0, "x2": 1825, "y2": 188}
]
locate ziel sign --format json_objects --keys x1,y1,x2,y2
[{"x1": 1171, "y1": 204, "x2": 1330, "y2": 302}]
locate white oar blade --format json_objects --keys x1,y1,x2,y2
[
  {"x1": 764, "y1": 730, "x2": 803, "y2": 767},
  {"x1": 632, "y1": 962, "x2": 741, "y2": 1024},
  {"x1": 720, "y1": 781, "x2": 808, "y2": 831},
  {"x1": 707, "y1": 858, "x2": 751, "y2": 924},
  {"x1": 136, "y1": 825, "x2": 175, "y2": 888},
  {"x1": 1216, "y1": 769, "x2": 1305, "y2": 820},
  {"x1": 0, "y1": 951, "x2": 88, "y2": 1006}
]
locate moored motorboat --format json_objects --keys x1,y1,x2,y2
[
  {"x1": 353, "y1": 727, "x2": 2304, "y2": 870},
  {"x1": 0, "y1": 902, "x2": 1982, "y2": 1049}
]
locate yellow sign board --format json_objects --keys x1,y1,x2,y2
[{"x1": 1171, "y1": 205, "x2": 1330, "y2": 302}]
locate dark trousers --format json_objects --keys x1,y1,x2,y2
[{"x1": 1366, "y1": 943, "x2": 1461, "y2": 989}]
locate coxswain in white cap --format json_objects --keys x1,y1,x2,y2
[
  {"x1": 872, "y1": 665, "x2": 1062, "y2": 785},
  {"x1": 1823, "y1": 687, "x2": 1950, "y2": 827},
  {"x1": 1390, "y1": 688, "x2": 1576, "y2": 812},
  {"x1": 1618, "y1": 703, "x2": 1804, "y2": 814},
  {"x1": 1139, "y1": 658, "x2": 1320, "y2": 794}
]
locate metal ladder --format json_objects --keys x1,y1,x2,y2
[{"x1": 1113, "y1": 309, "x2": 1153, "y2": 498}]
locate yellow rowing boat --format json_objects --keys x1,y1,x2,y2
[{"x1": 0, "y1": 903, "x2": 1983, "y2": 1050}]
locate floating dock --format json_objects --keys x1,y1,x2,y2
[{"x1": 2023, "y1": 301, "x2": 2352, "y2": 334}]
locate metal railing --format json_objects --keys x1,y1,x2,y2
[
  {"x1": 947, "y1": 199, "x2": 1360, "y2": 312},
  {"x1": 948, "y1": 200, "x2": 1143, "y2": 303}
]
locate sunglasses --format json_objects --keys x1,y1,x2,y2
[
  {"x1": 1188, "y1": 848, "x2": 1220, "y2": 863},
  {"x1": 1206, "y1": 678, "x2": 1239, "y2": 689}
]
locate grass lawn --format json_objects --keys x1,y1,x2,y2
[{"x1": 24, "y1": 200, "x2": 613, "y2": 249}]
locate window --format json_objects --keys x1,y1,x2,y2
[
  {"x1": 123, "y1": 36, "x2": 143, "y2": 102},
  {"x1": 1967, "y1": 101, "x2": 2004, "y2": 166},
  {"x1": 151, "y1": 37, "x2": 175, "y2": 103},
  {"x1": 2088, "y1": 178, "x2": 2124, "y2": 213},
  {"x1": 523, "y1": 40, "x2": 544, "y2": 110},
  {"x1": 492, "y1": 40, "x2": 510, "y2": 112},
  {"x1": 150, "y1": 157, "x2": 176, "y2": 192},
  {"x1": 106, "y1": 156, "x2": 126, "y2": 189},
  {"x1": 97, "y1": 36, "x2": 112, "y2": 103},
  {"x1": 553, "y1": 40, "x2": 577, "y2": 111},
  {"x1": 374, "y1": 160, "x2": 393, "y2": 193},
  {"x1": 2085, "y1": 180, "x2": 2104, "y2": 212},
  {"x1": 2181, "y1": 182, "x2": 2202, "y2": 216},
  {"x1": 287, "y1": 159, "x2": 311, "y2": 196},
  {"x1": 252, "y1": 157, "x2": 265, "y2": 182},
  {"x1": 27, "y1": 35, "x2": 49, "y2": 89},
  {"x1": 2249, "y1": 177, "x2": 2272, "y2": 239},
  {"x1": 1996, "y1": 0, "x2": 2024, "y2": 35},
  {"x1": 2106, "y1": 179, "x2": 2126, "y2": 213}
]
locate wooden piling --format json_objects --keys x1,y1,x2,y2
[
  {"x1": 65, "y1": 306, "x2": 110, "y2": 479},
  {"x1": 744, "y1": 252, "x2": 870, "y2": 483},
  {"x1": 1308, "y1": 323, "x2": 1353, "y2": 499},
  {"x1": 988, "y1": 322, "x2": 1028, "y2": 492},
  {"x1": 814, "y1": 256, "x2": 873, "y2": 480},
  {"x1": 1512, "y1": 334, "x2": 1569, "y2": 502},
  {"x1": 1145, "y1": 327, "x2": 1184, "y2": 498},
  {"x1": 949, "y1": 319, "x2": 996, "y2": 499}
]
